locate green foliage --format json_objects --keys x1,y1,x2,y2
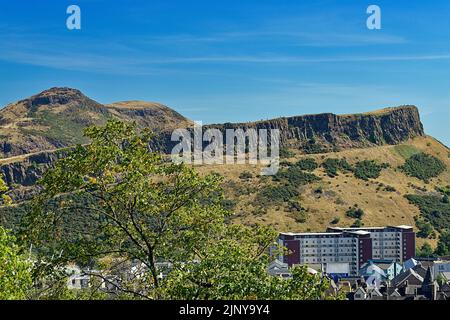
[
  {"x1": 295, "y1": 158, "x2": 318, "y2": 172},
  {"x1": 353, "y1": 160, "x2": 388, "y2": 181},
  {"x1": 383, "y1": 185, "x2": 397, "y2": 192},
  {"x1": 435, "y1": 229, "x2": 450, "y2": 256},
  {"x1": 415, "y1": 218, "x2": 434, "y2": 238},
  {"x1": 0, "y1": 176, "x2": 12, "y2": 206},
  {"x1": 273, "y1": 166, "x2": 321, "y2": 186},
  {"x1": 258, "y1": 185, "x2": 299, "y2": 205},
  {"x1": 288, "y1": 201, "x2": 308, "y2": 223},
  {"x1": 394, "y1": 145, "x2": 420, "y2": 159},
  {"x1": 280, "y1": 147, "x2": 295, "y2": 159},
  {"x1": 322, "y1": 158, "x2": 352, "y2": 178},
  {"x1": 416, "y1": 243, "x2": 435, "y2": 258},
  {"x1": 302, "y1": 139, "x2": 327, "y2": 154},
  {"x1": 436, "y1": 185, "x2": 450, "y2": 196},
  {"x1": 406, "y1": 195, "x2": 450, "y2": 232},
  {"x1": 400, "y1": 153, "x2": 446, "y2": 182},
  {"x1": 351, "y1": 219, "x2": 363, "y2": 228},
  {"x1": 239, "y1": 171, "x2": 253, "y2": 180},
  {"x1": 346, "y1": 206, "x2": 365, "y2": 219},
  {"x1": 0, "y1": 226, "x2": 32, "y2": 300},
  {"x1": 22, "y1": 120, "x2": 334, "y2": 300},
  {"x1": 221, "y1": 199, "x2": 237, "y2": 211},
  {"x1": 331, "y1": 217, "x2": 340, "y2": 225}
]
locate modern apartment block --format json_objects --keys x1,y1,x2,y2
[{"x1": 278, "y1": 226, "x2": 415, "y2": 276}]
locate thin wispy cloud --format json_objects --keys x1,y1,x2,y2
[{"x1": 143, "y1": 31, "x2": 407, "y2": 47}]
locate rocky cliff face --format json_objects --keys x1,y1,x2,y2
[
  {"x1": 206, "y1": 106, "x2": 424, "y2": 151},
  {"x1": 0, "y1": 87, "x2": 426, "y2": 196}
]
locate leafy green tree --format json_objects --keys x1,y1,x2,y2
[
  {"x1": 0, "y1": 227, "x2": 32, "y2": 300},
  {"x1": 0, "y1": 177, "x2": 32, "y2": 300},
  {"x1": 416, "y1": 243, "x2": 434, "y2": 258},
  {"x1": 24, "y1": 120, "x2": 335, "y2": 300},
  {"x1": 435, "y1": 229, "x2": 450, "y2": 256},
  {"x1": 0, "y1": 176, "x2": 12, "y2": 206},
  {"x1": 416, "y1": 219, "x2": 434, "y2": 238}
]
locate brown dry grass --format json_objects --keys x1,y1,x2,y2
[{"x1": 196, "y1": 136, "x2": 450, "y2": 248}]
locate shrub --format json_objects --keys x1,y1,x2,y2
[
  {"x1": 346, "y1": 206, "x2": 365, "y2": 219},
  {"x1": 353, "y1": 160, "x2": 389, "y2": 181},
  {"x1": 331, "y1": 217, "x2": 340, "y2": 225},
  {"x1": 273, "y1": 167, "x2": 321, "y2": 186},
  {"x1": 351, "y1": 219, "x2": 363, "y2": 228},
  {"x1": 295, "y1": 158, "x2": 318, "y2": 172},
  {"x1": 302, "y1": 138, "x2": 328, "y2": 154},
  {"x1": 416, "y1": 243, "x2": 435, "y2": 258},
  {"x1": 384, "y1": 185, "x2": 397, "y2": 192},
  {"x1": 280, "y1": 147, "x2": 295, "y2": 159},
  {"x1": 239, "y1": 171, "x2": 253, "y2": 180},
  {"x1": 257, "y1": 185, "x2": 299, "y2": 205},
  {"x1": 322, "y1": 158, "x2": 353, "y2": 178},
  {"x1": 406, "y1": 194, "x2": 450, "y2": 232},
  {"x1": 400, "y1": 153, "x2": 446, "y2": 182},
  {"x1": 288, "y1": 201, "x2": 308, "y2": 223},
  {"x1": 435, "y1": 229, "x2": 450, "y2": 256},
  {"x1": 436, "y1": 185, "x2": 450, "y2": 196},
  {"x1": 415, "y1": 218, "x2": 434, "y2": 238},
  {"x1": 221, "y1": 199, "x2": 237, "y2": 211}
]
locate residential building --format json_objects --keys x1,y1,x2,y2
[
  {"x1": 360, "y1": 259, "x2": 403, "y2": 280},
  {"x1": 432, "y1": 261, "x2": 450, "y2": 279},
  {"x1": 278, "y1": 225, "x2": 415, "y2": 276}
]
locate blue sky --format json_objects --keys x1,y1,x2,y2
[{"x1": 1, "y1": 0, "x2": 450, "y2": 146}]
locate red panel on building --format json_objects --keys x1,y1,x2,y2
[
  {"x1": 402, "y1": 231, "x2": 416, "y2": 260},
  {"x1": 358, "y1": 237, "x2": 372, "y2": 267},
  {"x1": 285, "y1": 240, "x2": 300, "y2": 266}
]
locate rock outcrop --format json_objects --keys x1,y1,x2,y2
[
  {"x1": 0, "y1": 88, "x2": 426, "y2": 200},
  {"x1": 206, "y1": 106, "x2": 424, "y2": 150}
]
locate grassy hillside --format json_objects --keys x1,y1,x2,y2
[
  {"x1": 197, "y1": 135, "x2": 450, "y2": 248},
  {"x1": 0, "y1": 88, "x2": 191, "y2": 158}
]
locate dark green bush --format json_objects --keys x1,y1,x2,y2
[
  {"x1": 288, "y1": 201, "x2": 308, "y2": 223},
  {"x1": 280, "y1": 147, "x2": 295, "y2": 159},
  {"x1": 351, "y1": 219, "x2": 363, "y2": 228},
  {"x1": 273, "y1": 166, "x2": 321, "y2": 186},
  {"x1": 406, "y1": 194, "x2": 450, "y2": 232},
  {"x1": 322, "y1": 158, "x2": 353, "y2": 177},
  {"x1": 415, "y1": 218, "x2": 434, "y2": 238},
  {"x1": 331, "y1": 217, "x2": 340, "y2": 225},
  {"x1": 416, "y1": 243, "x2": 435, "y2": 258},
  {"x1": 353, "y1": 160, "x2": 389, "y2": 180},
  {"x1": 295, "y1": 158, "x2": 318, "y2": 172},
  {"x1": 302, "y1": 138, "x2": 328, "y2": 154},
  {"x1": 436, "y1": 230, "x2": 450, "y2": 256},
  {"x1": 257, "y1": 185, "x2": 299, "y2": 205},
  {"x1": 400, "y1": 153, "x2": 446, "y2": 182},
  {"x1": 239, "y1": 171, "x2": 253, "y2": 180},
  {"x1": 346, "y1": 206, "x2": 365, "y2": 219},
  {"x1": 384, "y1": 185, "x2": 397, "y2": 192}
]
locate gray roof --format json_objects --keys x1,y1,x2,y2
[{"x1": 392, "y1": 269, "x2": 424, "y2": 288}]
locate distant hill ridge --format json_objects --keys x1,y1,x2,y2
[{"x1": 0, "y1": 87, "x2": 425, "y2": 159}]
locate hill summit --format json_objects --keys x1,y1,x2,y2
[{"x1": 0, "y1": 87, "x2": 191, "y2": 158}]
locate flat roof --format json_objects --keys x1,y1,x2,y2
[
  {"x1": 280, "y1": 232, "x2": 343, "y2": 237},
  {"x1": 347, "y1": 230, "x2": 371, "y2": 235},
  {"x1": 281, "y1": 225, "x2": 413, "y2": 237}
]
